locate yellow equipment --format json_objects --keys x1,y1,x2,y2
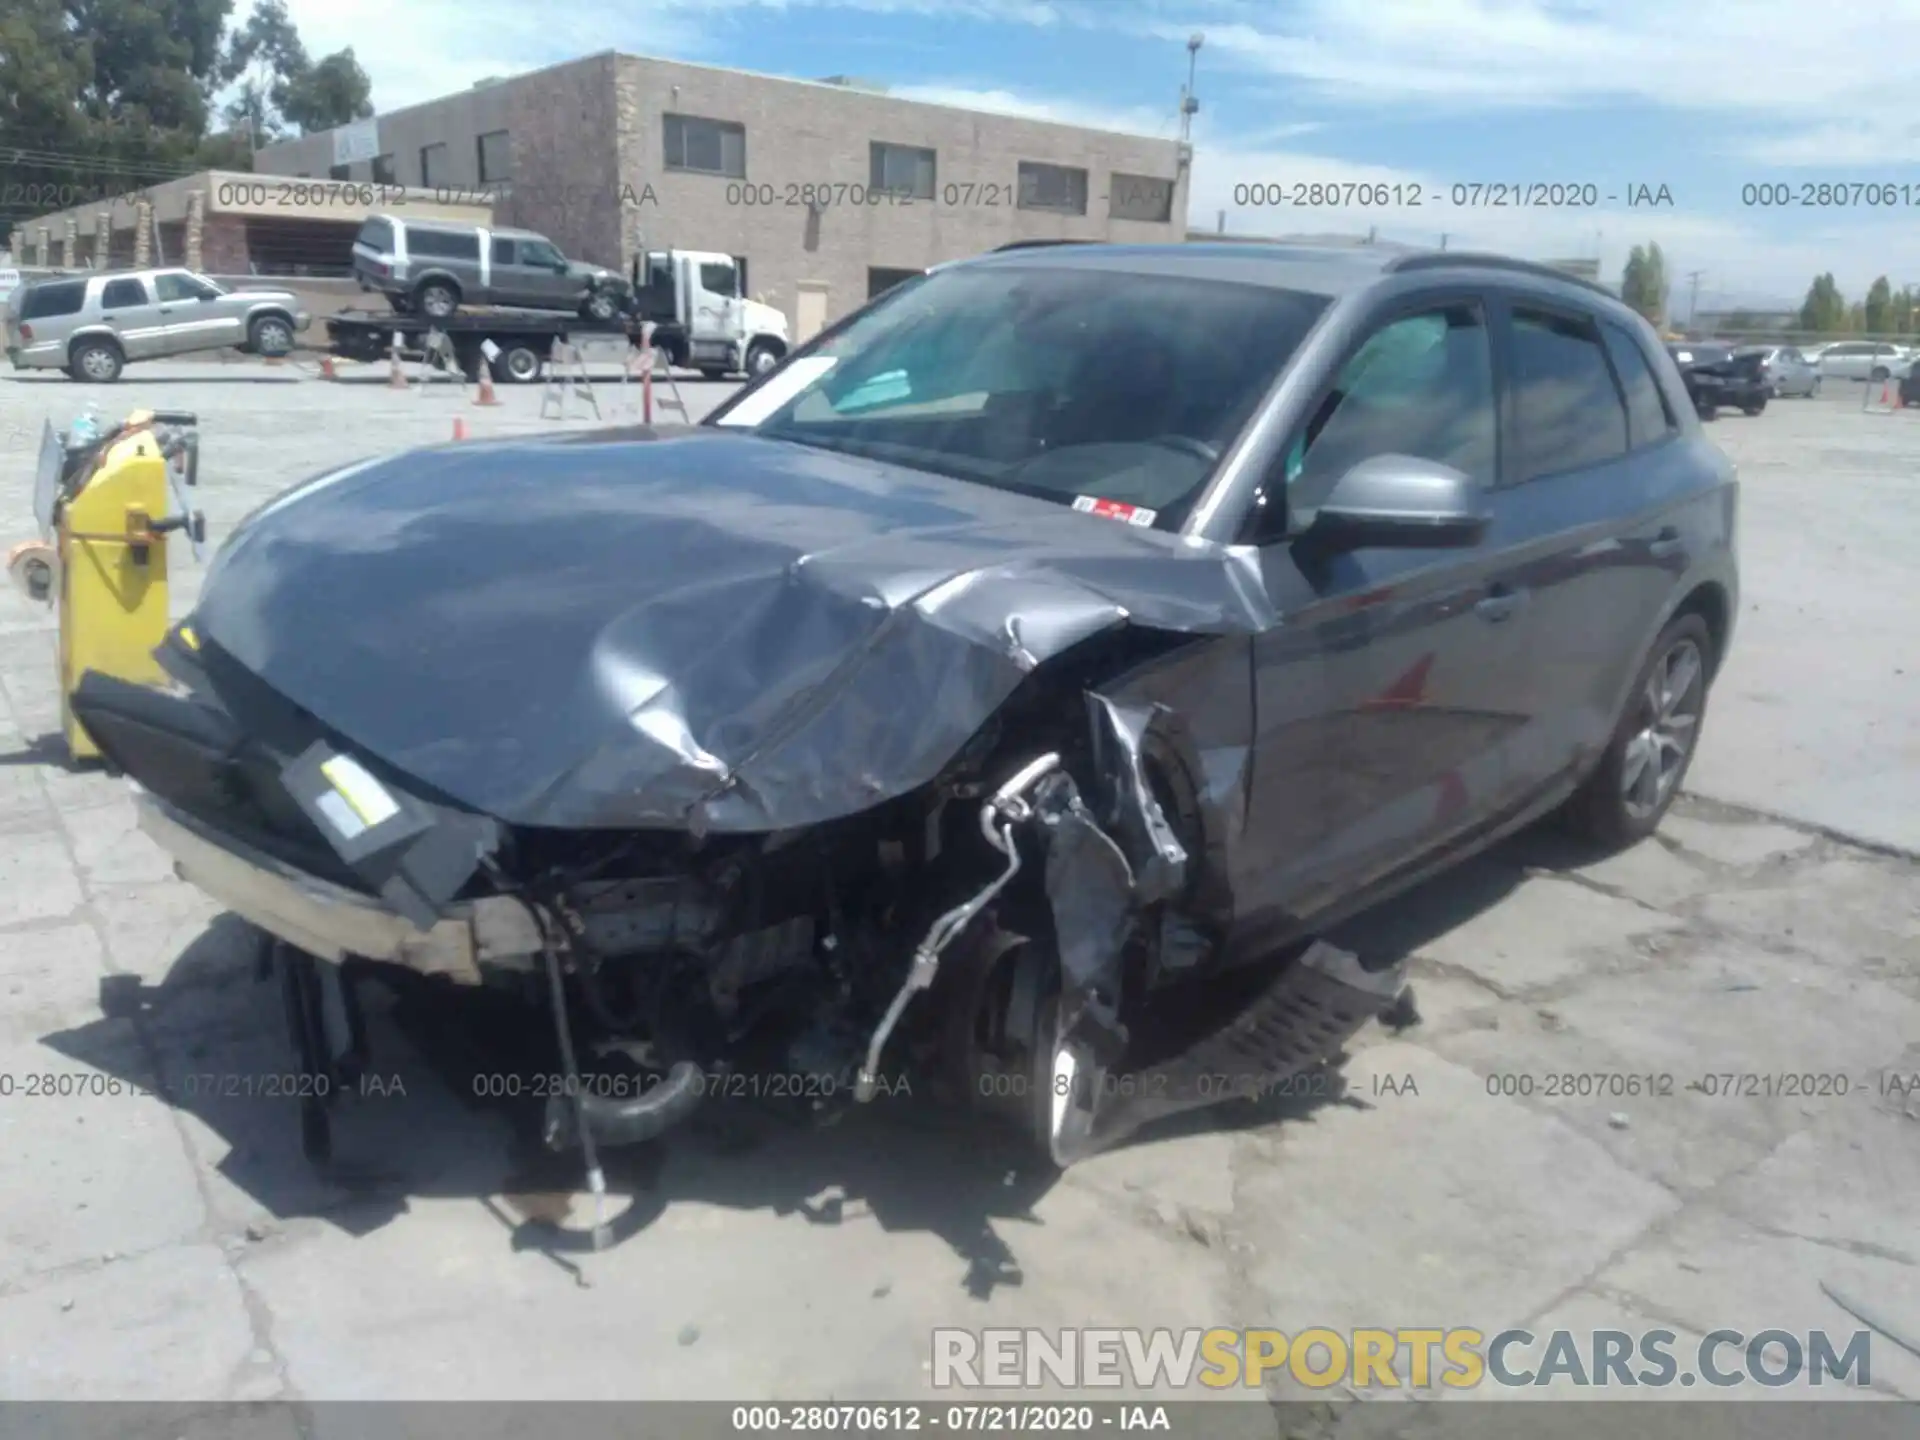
[{"x1": 18, "y1": 409, "x2": 204, "y2": 761}]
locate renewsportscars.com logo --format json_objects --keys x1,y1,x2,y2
[{"x1": 931, "y1": 1327, "x2": 1876, "y2": 1391}]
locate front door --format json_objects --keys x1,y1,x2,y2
[
  {"x1": 682, "y1": 255, "x2": 741, "y2": 350},
  {"x1": 1236, "y1": 297, "x2": 1536, "y2": 932},
  {"x1": 151, "y1": 271, "x2": 241, "y2": 351},
  {"x1": 514, "y1": 237, "x2": 579, "y2": 309}
]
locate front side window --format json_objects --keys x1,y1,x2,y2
[
  {"x1": 1284, "y1": 304, "x2": 1497, "y2": 508},
  {"x1": 1510, "y1": 308, "x2": 1628, "y2": 480},
  {"x1": 699, "y1": 261, "x2": 738, "y2": 296},
  {"x1": 154, "y1": 271, "x2": 219, "y2": 303},
  {"x1": 519, "y1": 239, "x2": 565, "y2": 268},
  {"x1": 734, "y1": 264, "x2": 1329, "y2": 529}
]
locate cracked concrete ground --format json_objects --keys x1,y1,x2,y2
[{"x1": 0, "y1": 365, "x2": 1915, "y2": 1410}]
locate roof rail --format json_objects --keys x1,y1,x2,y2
[
  {"x1": 1386, "y1": 250, "x2": 1617, "y2": 300},
  {"x1": 989, "y1": 239, "x2": 1105, "y2": 253}
]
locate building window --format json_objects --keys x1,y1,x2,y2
[
  {"x1": 1017, "y1": 161, "x2": 1088, "y2": 215},
  {"x1": 663, "y1": 113, "x2": 746, "y2": 177},
  {"x1": 328, "y1": 163, "x2": 351, "y2": 181},
  {"x1": 1109, "y1": 172, "x2": 1174, "y2": 223},
  {"x1": 419, "y1": 143, "x2": 449, "y2": 187},
  {"x1": 477, "y1": 130, "x2": 510, "y2": 184},
  {"x1": 868, "y1": 266, "x2": 921, "y2": 300},
  {"x1": 869, "y1": 142, "x2": 935, "y2": 200},
  {"x1": 371, "y1": 154, "x2": 397, "y2": 185}
]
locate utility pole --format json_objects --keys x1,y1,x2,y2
[
  {"x1": 1179, "y1": 34, "x2": 1203, "y2": 146},
  {"x1": 1685, "y1": 269, "x2": 1705, "y2": 326}
]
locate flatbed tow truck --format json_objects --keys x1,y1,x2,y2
[
  {"x1": 324, "y1": 307, "x2": 681, "y2": 385},
  {"x1": 325, "y1": 245, "x2": 790, "y2": 384}
]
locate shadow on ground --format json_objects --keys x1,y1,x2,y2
[{"x1": 40, "y1": 819, "x2": 1605, "y2": 1292}]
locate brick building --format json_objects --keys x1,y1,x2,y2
[{"x1": 251, "y1": 50, "x2": 1189, "y2": 338}]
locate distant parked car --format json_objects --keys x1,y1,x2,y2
[
  {"x1": 1666, "y1": 343, "x2": 1768, "y2": 418},
  {"x1": 1735, "y1": 344, "x2": 1820, "y2": 398},
  {"x1": 3, "y1": 268, "x2": 311, "y2": 383},
  {"x1": 1813, "y1": 340, "x2": 1912, "y2": 381},
  {"x1": 350, "y1": 214, "x2": 628, "y2": 323}
]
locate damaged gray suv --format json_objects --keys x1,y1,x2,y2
[{"x1": 75, "y1": 242, "x2": 1736, "y2": 1182}]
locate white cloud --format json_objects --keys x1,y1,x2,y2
[
  {"x1": 1150, "y1": 0, "x2": 1920, "y2": 165},
  {"x1": 893, "y1": 81, "x2": 1920, "y2": 298}
]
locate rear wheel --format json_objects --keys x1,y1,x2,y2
[
  {"x1": 1741, "y1": 395, "x2": 1766, "y2": 416},
  {"x1": 1563, "y1": 612, "x2": 1714, "y2": 849},
  {"x1": 69, "y1": 338, "x2": 123, "y2": 383},
  {"x1": 1870, "y1": 365, "x2": 1890, "y2": 382}
]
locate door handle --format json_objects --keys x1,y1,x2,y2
[
  {"x1": 1649, "y1": 526, "x2": 1684, "y2": 560},
  {"x1": 1475, "y1": 585, "x2": 1524, "y2": 623}
]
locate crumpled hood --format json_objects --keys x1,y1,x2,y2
[{"x1": 192, "y1": 432, "x2": 1271, "y2": 831}]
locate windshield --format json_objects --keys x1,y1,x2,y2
[{"x1": 734, "y1": 263, "x2": 1329, "y2": 528}]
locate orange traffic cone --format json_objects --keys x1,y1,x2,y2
[
  {"x1": 474, "y1": 363, "x2": 500, "y2": 407},
  {"x1": 388, "y1": 343, "x2": 407, "y2": 390},
  {"x1": 1881, "y1": 378, "x2": 1895, "y2": 407},
  {"x1": 451, "y1": 417, "x2": 468, "y2": 441},
  {"x1": 319, "y1": 354, "x2": 337, "y2": 381}
]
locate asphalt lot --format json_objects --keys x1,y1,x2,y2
[{"x1": 0, "y1": 362, "x2": 1915, "y2": 1413}]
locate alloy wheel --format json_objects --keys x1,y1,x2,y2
[{"x1": 1620, "y1": 638, "x2": 1703, "y2": 820}]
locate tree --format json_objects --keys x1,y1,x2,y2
[
  {"x1": 1863, "y1": 275, "x2": 1893, "y2": 336},
  {"x1": 1798, "y1": 273, "x2": 1847, "y2": 334},
  {"x1": 0, "y1": 0, "x2": 373, "y2": 224},
  {"x1": 279, "y1": 49, "x2": 373, "y2": 134},
  {"x1": 1620, "y1": 242, "x2": 1669, "y2": 324}
]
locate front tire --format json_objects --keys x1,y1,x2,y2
[
  {"x1": 1741, "y1": 396, "x2": 1766, "y2": 416},
  {"x1": 415, "y1": 281, "x2": 459, "y2": 321},
  {"x1": 250, "y1": 314, "x2": 295, "y2": 358},
  {"x1": 744, "y1": 340, "x2": 782, "y2": 377},
  {"x1": 581, "y1": 290, "x2": 619, "y2": 323},
  {"x1": 1563, "y1": 612, "x2": 1714, "y2": 849},
  {"x1": 493, "y1": 343, "x2": 542, "y2": 384}
]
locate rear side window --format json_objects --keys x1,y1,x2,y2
[
  {"x1": 1600, "y1": 322, "x2": 1675, "y2": 450},
  {"x1": 491, "y1": 237, "x2": 516, "y2": 264},
  {"x1": 410, "y1": 228, "x2": 481, "y2": 260},
  {"x1": 356, "y1": 217, "x2": 394, "y2": 250},
  {"x1": 101, "y1": 278, "x2": 149, "y2": 308},
  {"x1": 1509, "y1": 308, "x2": 1628, "y2": 480},
  {"x1": 20, "y1": 281, "x2": 87, "y2": 320}
]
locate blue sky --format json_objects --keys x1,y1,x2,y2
[{"x1": 279, "y1": 0, "x2": 1920, "y2": 312}]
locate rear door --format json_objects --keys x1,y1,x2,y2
[
  {"x1": 97, "y1": 275, "x2": 165, "y2": 358},
  {"x1": 1489, "y1": 297, "x2": 1692, "y2": 787},
  {"x1": 1238, "y1": 292, "x2": 1540, "y2": 927}
]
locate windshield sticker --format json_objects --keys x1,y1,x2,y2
[
  {"x1": 1072, "y1": 495, "x2": 1158, "y2": 527},
  {"x1": 320, "y1": 754, "x2": 401, "y2": 828},
  {"x1": 714, "y1": 356, "x2": 839, "y2": 427}
]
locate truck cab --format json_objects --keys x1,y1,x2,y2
[{"x1": 633, "y1": 249, "x2": 789, "y2": 378}]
